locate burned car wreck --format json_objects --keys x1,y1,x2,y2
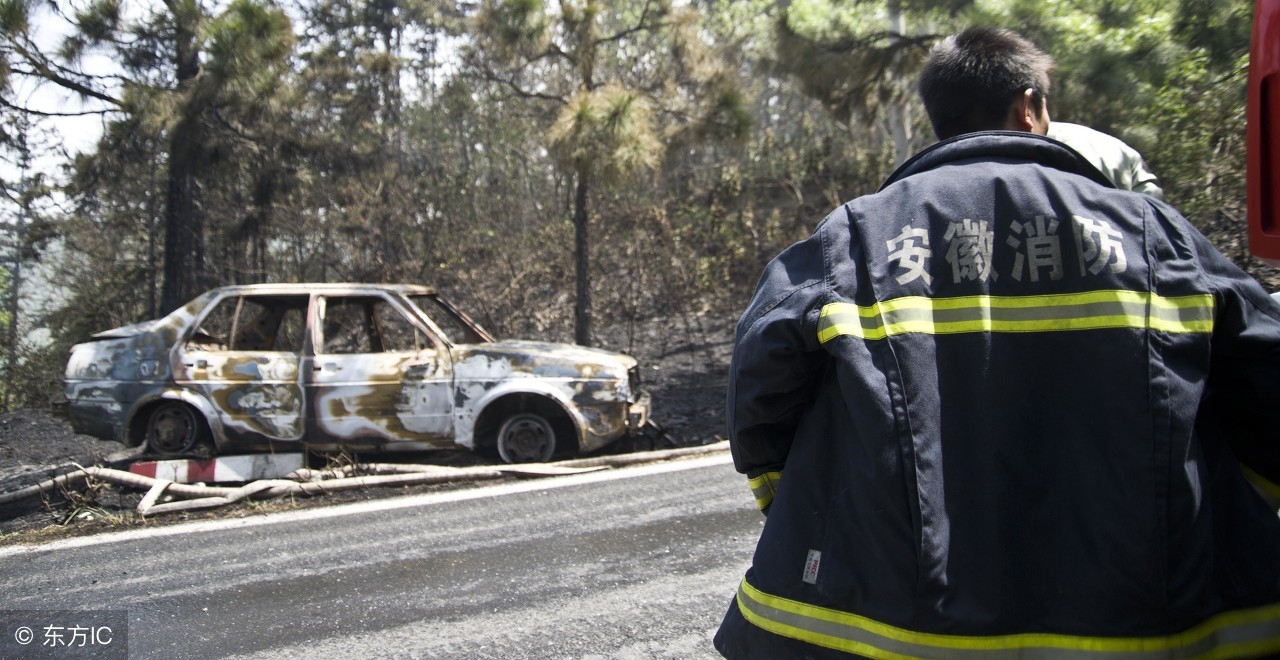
[{"x1": 58, "y1": 284, "x2": 651, "y2": 463}]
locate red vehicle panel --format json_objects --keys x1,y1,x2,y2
[{"x1": 1250, "y1": 0, "x2": 1280, "y2": 265}]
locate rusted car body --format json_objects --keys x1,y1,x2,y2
[{"x1": 59, "y1": 284, "x2": 650, "y2": 463}]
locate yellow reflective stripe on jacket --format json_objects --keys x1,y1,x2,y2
[
  {"x1": 748, "y1": 472, "x2": 782, "y2": 511},
  {"x1": 1242, "y1": 465, "x2": 1280, "y2": 511},
  {"x1": 817, "y1": 291, "x2": 1214, "y2": 343},
  {"x1": 736, "y1": 578, "x2": 1280, "y2": 658}
]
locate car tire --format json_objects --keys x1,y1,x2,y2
[
  {"x1": 146, "y1": 402, "x2": 208, "y2": 456},
  {"x1": 495, "y1": 413, "x2": 557, "y2": 464}
]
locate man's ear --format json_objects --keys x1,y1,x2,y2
[{"x1": 1006, "y1": 88, "x2": 1037, "y2": 132}]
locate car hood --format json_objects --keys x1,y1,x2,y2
[
  {"x1": 451, "y1": 340, "x2": 637, "y2": 380},
  {"x1": 79, "y1": 295, "x2": 208, "y2": 346},
  {"x1": 89, "y1": 319, "x2": 167, "y2": 341}
]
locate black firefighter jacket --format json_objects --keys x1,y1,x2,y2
[{"x1": 715, "y1": 132, "x2": 1280, "y2": 659}]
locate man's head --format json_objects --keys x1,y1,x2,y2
[{"x1": 918, "y1": 26, "x2": 1055, "y2": 140}]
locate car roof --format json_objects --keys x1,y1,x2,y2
[{"x1": 207, "y1": 283, "x2": 438, "y2": 297}]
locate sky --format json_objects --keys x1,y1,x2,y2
[{"x1": 12, "y1": 2, "x2": 125, "y2": 177}]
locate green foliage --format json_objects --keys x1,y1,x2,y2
[
  {"x1": 61, "y1": 0, "x2": 122, "y2": 60},
  {"x1": 474, "y1": 0, "x2": 551, "y2": 62},
  {"x1": 771, "y1": 0, "x2": 959, "y2": 163},
  {"x1": 1175, "y1": 0, "x2": 1253, "y2": 69},
  {"x1": 468, "y1": 0, "x2": 746, "y2": 343},
  {"x1": 205, "y1": 0, "x2": 295, "y2": 98},
  {"x1": 550, "y1": 83, "x2": 663, "y2": 180},
  {"x1": 0, "y1": 0, "x2": 27, "y2": 35}
]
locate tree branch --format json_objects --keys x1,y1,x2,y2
[
  {"x1": 594, "y1": 0, "x2": 660, "y2": 48},
  {"x1": 3, "y1": 33, "x2": 123, "y2": 106},
  {"x1": 476, "y1": 67, "x2": 567, "y2": 104},
  {"x1": 0, "y1": 94, "x2": 112, "y2": 118}
]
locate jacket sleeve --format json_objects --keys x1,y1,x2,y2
[
  {"x1": 1188, "y1": 220, "x2": 1280, "y2": 501},
  {"x1": 727, "y1": 228, "x2": 829, "y2": 513},
  {"x1": 1128, "y1": 156, "x2": 1164, "y2": 201}
]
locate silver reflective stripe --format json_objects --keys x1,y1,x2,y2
[{"x1": 736, "y1": 578, "x2": 1280, "y2": 658}]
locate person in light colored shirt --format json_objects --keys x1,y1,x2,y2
[{"x1": 1047, "y1": 121, "x2": 1164, "y2": 199}]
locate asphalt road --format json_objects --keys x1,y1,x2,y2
[{"x1": 0, "y1": 454, "x2": 762, "y2": 659}]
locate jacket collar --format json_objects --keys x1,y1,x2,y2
[{"x1": 879, "y1": 131, "x2": 1116, "y2": 192}]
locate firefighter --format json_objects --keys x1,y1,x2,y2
[
  {"x1": 714, "y1": 26, "x2": 1280, "y2": 659},
  {"x1": 1047, "y1": 121, "x2": 1164, "y2": 200}
]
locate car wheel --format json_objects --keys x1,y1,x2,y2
[
  {"x1": 496, "y1": 413, "x2": 557, "y2": 464},
  {"x1": 146, "y1": 402, "x2": 207, "y2": 455}
]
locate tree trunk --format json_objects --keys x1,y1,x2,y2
[
  {"x1": 160, "y1": 139, "x2": 202, "y2": 313},
  {"x1": 886, "y1": 0, "x2": 913, "y2": 166},
  {"x1": 6, "y1": 181, "x2": 25, "y2": 411},
  {"x1": 573, "y1": 168, "x2": 592, "y2": 346},
  {"x1": 159, "y1": 15, "x2": 205, "y2": 313},
  {"x1": 147, "y1": 150, "x2": 160, "y2": 319},
  {"x1": 888, "y1": 99, "x2": 913, "y2": 167}
]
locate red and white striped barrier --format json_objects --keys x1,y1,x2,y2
[{"x1": 128, "y1": 454, "x2": 305, "y2": 484}]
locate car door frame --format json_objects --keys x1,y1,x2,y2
[
  {"x1": 302, "y1": 290, "x2": 455, "y2": 450},
  {"x1": 172, "y1": 290, "x2": 308, "y2": 449}
]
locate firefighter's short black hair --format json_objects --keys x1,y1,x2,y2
[{"x1": 918, "y1": 26, "x2": 1055, "y2": 140}]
